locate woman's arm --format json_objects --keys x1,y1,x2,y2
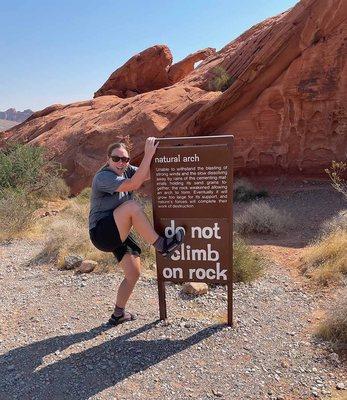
[
  {"x1": 144, "y1": 170, "x2": 151, "y2": 181},
  {"x1": 116, "y1": 137, "x2": 158, "y2": 192}
]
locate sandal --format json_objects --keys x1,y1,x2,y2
[
  {"x1": 108, "y1": 311, "x2": 137, "y2": 326},
  {"x1": 160, "y1": 227, "x2": 185, "y2": 257}
]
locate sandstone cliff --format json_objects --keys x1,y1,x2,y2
[{"x1": 1, "y1": 0, "x2": 346, "y2": 194}]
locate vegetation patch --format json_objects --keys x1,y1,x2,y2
[
  {"x1": 321, "y1": 210, "x2": 347, "y2": 235},
  {"x1": 209, "y1": 66, "x2": 235, "y2": 92},
  {"x1": 37, "y1": 191, "x2": 156, "y2": 271},
  {"x1": 37, "y1": 189, "x2": 114, "y2": 269},
  {"x1": 233, "y1": 178, "x2": 268, "y2": 202},
  {"x1": 0, "y1": 142, "x2": 69, "y2": 239},
  {"x1": 233, "y1": 236, "x2": 264, "y2": 282},
  {"x1": 316, "y1": 294, "x2": 347, "y2": 349},
  {"x1": 235, "y1": 201, "x2": 291, "y2": 235},
  {"x1": 325, "y1": 161, "x2": 347, "y2": 200},
  {"x1": 301, "y1": 212, "x2": 347, "y2": 285}
]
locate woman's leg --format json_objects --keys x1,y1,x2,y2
[
  {"x1": 115, "y1": 253, "x2": 141, "y2": 309},
  {"x1": 113, "y1": 200, "x2": 158, "y2": 244}
]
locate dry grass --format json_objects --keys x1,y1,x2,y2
[
  {"x1": 322, "y1": 210, "x2": 347, "y2": 234},
  {"x1": 235, "y1": 201, "x2": 292, "y2": 235},
  {"x1": 35, "y1": 190, "x2": 156, "y2": 271},
  {"x1": 37, "y1": 192, "x2": 114, "y2": 269},
  {"x1": 233, "y1": 236, "x2": 264, "y2": 282},
  {"x1": 317, "y1": 294, "x2": 347, "y2": 349},
  {"x1": 35, "y1": 175, "x2": 70, "y2": 201},
  {"x1": 0, "y1": 188, "x2": 40, "y2": 240},
  {"x1": 301, "y1": 228, "x2": 347, "y2": 285}
]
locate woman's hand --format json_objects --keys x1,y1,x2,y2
[{"x1": 144, "y1": 137, "x2": 159, "y2": 159}]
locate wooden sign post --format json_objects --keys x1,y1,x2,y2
[{"x1": 150, "y1": 135, "x2": 234, "y2": 326}]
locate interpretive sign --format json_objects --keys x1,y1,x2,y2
[{"x1": 151, "y1": 135, "x2": 234, "y2": 326}]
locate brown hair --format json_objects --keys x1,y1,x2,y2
[{"x1": 107, "y1": 142, "x2": 128, "y2": 158}]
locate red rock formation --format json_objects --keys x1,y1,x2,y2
[
  {"x1": 94, "y1": 45, "x2": 216, "y2": 98},
  {"x1": 1, "y1": 87, "x2": 217, "y2": 194},
  {"x1": 168, "y1": 48, "x2": 216, "y2": 84},
  {"x1": 94, "y1": 45, "x2": 172, "y2": 97},
  {"x1": 1, "y1": 0, "x2": 346, "y2": 193},
  {"x1": 164, "y1": 0, "x2": 347, "y2": 174},
  {"x1": 94, "y1": 45, "x2": 173, "y2": 98}
]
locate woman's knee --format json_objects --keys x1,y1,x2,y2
[{"x1": 115, "y1": 200, "x2": 143, "y2": 216}]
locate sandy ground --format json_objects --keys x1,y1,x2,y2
[{"x1": 0, "y1": 180, "x2": 346, "y2": 400}]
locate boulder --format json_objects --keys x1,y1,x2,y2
[
  {"x1": 63, "y1": 255, "x2": 83, "y2": 270},
  {"x1": 182, "y1": 282, "x2": 208, "y2": 295},
  {"x1": 75, "y1": 260, "x2": 97, "y2": 274}
]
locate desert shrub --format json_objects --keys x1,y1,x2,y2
[
  {"x1": 321, "y1": 210, "x2": 347, "y2": 235},
  {"x1": 0, "y1": 142, "x2": 68, "y2": 238},
  {"x1": 301, "y1": 226, "x2": 347, "y2": 285},
  {"x1": 325, "y1": 161, "x2": 347, "y2": 200},
  {"x1": 33, "y1": 175, "x2": 70, "y2": 201},
  {"x1": 317, "y1": 294, "x2": 347, "y2": 349},
  {"x1": 0, "y1": 142, "x2": 68, "y2": 194},
  {"x1": 235, "y1": 201, "x2": 291, "y2": 235},
  {"x1": 233, "y1": 236, "x2": 264, "y2": 282},
  {"x1": 0, "y1": 188, "x2": 41, "y2": 238},
  {"x1": 209, "y1": 66, "x2": 235, "y2": 92},
  {"x1": 233, "y1": 178, "x2": 268, "y2": 202},
  {"x1": 0, "y1": 142, "x2": 45, "y2": 190}
]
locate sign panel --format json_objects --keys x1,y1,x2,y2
[{"x1": 151, "y1": 135, "x2": 234, "y2": 325}]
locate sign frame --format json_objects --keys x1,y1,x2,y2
[{"x1": 150, "y1": 135, "x2": 234, "y2": 326}]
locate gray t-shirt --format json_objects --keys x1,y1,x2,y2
[{"x1": 88, "y1": 164, "x2": 138, "y2": 230}]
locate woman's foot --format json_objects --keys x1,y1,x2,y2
[
  {"x1": 109, "y1": 306, "x2": 137, "y2": 325},
  {"x1": 153, "y1": 227, "x2": 185, "y2": 257}
]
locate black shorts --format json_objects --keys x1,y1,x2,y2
[{"x1": 89, "y1": 214, "x2": 141, "y2": 262}]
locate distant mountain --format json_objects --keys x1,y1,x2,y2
[
  {"x1": 0, "y1": 108, "x2": 34, "y2": 123},
  {"x1": 0, "y1": 119, "x2": 18, "y2": 131}
]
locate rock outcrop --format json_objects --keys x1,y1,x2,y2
[
  {"x1": 164, "y1": 0, "x2": 347, "y2": 174},
  {"x1": 168, "y1": 48, "x2": 216, "y2": 84},
  {"x1": 1, "y1": 87, "x2": 217, "y2": 194},
  {"x1": 94, "y1": 45, "x2": 216, "y2": 98},
  {"x1": 94, "y1": 45, "x2": 173, "y2": 98},
  {"x1": 2, "y1": 0, "x2": 346, "y2": 193}
]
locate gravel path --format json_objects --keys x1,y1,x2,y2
[{"x1": 0, "y1": 238, "x2": 346, "y2": 400}]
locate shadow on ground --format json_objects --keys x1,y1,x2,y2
[{"x1": 0, "y1": 321, "x2": 223, "y2": 399}]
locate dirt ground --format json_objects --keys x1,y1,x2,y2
[{"x1": 0, "y1": 180, "x2": 346, "y2": 400}]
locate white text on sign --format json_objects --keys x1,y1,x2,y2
[{"x1": 161, "y1": 220, "x2": 227, "y2": 282}]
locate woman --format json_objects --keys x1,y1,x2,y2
[{"x1": 89, "y1": 137, "x2": 184, "y2": 325}]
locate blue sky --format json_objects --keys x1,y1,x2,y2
[{"x1": 1, "y1": 0, "x2": 297, "y2": 111}]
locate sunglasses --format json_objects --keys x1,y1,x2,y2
[{"x1": 110, "y1": 155, "x2": 130, "y2": 163}]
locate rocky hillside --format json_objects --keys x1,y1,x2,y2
[{"x1": 1, "y1": 0, "x2": 346, "y2": 194}]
